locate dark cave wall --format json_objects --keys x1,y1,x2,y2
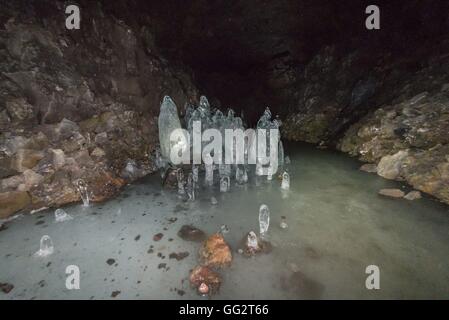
[
  {"x1": 139, "y1": 0, "x2": 449, "y2": 124},
  {"x1": 1, "y1": 0, "x2": 449, "y2": 218},
  {"x1": 0, "y1": 0, "x2": 199, "y2": 218}
]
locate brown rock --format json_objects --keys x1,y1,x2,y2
[
  {"x1": 1, "y1": 175, "x2": 25, "y2": 191},
  {"x1": 177, "y1": 225, "x2": 207, "y2": 242},
  {"x1": 199, "y1": 233, "x2": 232, "y2": 268},
  {"x1": 378, "y1": 188, "x2": 405, "y2": 198},
  {"x1": 189, "y1": 266, "x2": 221, "y2": 295},
  {"x1": 0, "y1": 191, "x2": 31, "y2": 219},
  {"x1": 153, "y1": 233, "x2": 164, "y2": 241},
  {"x1": 11, "y1": 149, "x2": 44, "y2": 172},
  {"x1": 169, "y1": 252, "x2": 189, "y2": 261},
  {"x1": 0, "y1": 282, "x2": 14, "y2": 294}
]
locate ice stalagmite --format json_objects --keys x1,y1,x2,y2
[
  {"x1": 34, "y1": 235, "x2": 54, "y2": 257},
  {"x1": 259, "y1": 204, "x2": 270, "y2": 238},
  {"x1": 158, "y1": 96, "x2": 186, "y2": 161},
  {"x1": 281, "y1": 171, "x2": 290, "y2": 190}
]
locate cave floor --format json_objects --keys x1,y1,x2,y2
[{"x1": 1, "y1": 143, "x2": 449, "y2": 299}]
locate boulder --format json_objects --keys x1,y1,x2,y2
[
  {"x1": 378, "y1": 188, "x2": 405, "y2": 198},
  {"x1": 5, "y1": 98, "x2": 34, "y2": 122},
  {"x1": 0, "y1": 191, "x2": 31, "y2": 219},
  {"x1": 11, "y1": 149, "x2": 44, "y2": 172},
  {"x1": 377, "y1": 150, "x2": 409, "y2": 180},
  {"x1": 1, "y1": 175, "x2": 24, "y2": 191},
  {"x1": 51, "y1": 149, "x2": 65, "y2": 170},
  {"x1": 199, "y1": 233, "x2": 232, "y2": 268}
]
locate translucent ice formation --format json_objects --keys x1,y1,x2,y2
[
  {"x1": 259, "y1": 204, "x2": 270, "y2": 238},
  {"x1": 34, "y1": 235, "x2": 54, "y2": 258},
  {"x1": 75, "y1": 179, "x2": 90, "y2": 207},
  {"x1": 54, "y1": 209, "x2": 73, "y2": 223},
  {"x1": 220, "y1": 176, "x2": 230, "y2": 192},
  {"x1": 281, "y1": 171, "x2": 290, "y2": 190},
  {"x1": 158, "y1": 96, "x2": 186, "y2": 161}
]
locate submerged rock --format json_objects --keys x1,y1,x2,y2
[
  {"x1": 359, "y1": 163, "x2": 378, "y2": 173},
  {"x1": 169, "y1": 252, "x2": 190, "y2": 261},
  {"x1": 378, "y1": 188, "x2": 405, "y2": 198},
  {"x1": 0, "y1": 282, "x2": 14, "y2": 294},
  {"x1": 199, "y1": 233, "x2": 232, "y2": 268},
  {"x1": 404, "y1": 190, "x2": 422, "y2": 201},
  {"x1": 189, "y1": 266, "x2": 221, "y2": 296},
  {"x1": 280, "y1": 271, "x2": 325, "y2": 299},
  {"x1": 177, "y1": 225, "x2": 207, "y2": 242}
]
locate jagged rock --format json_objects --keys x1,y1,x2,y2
[
  {"x1": 21, "y1": 169, "x2": 44, "y2": 191},
  {"x1": 0, "y1": 156, "x2": 17, "y2": 179},
  {"x1": 11, "y1": 149, "x2": 44, "y2": 172},
  {"x1": 1, "y1": 175, "x2": 24, "y2": 191},
  {"x1": 199, "y1": 233, "x2": 232, "y2": 268},
  {"x1": 359, "y1": 163, "x2": 378, "y2": 173},
  {"x1": 91, "y1": 147, "x2": 106, "y2": 158},
  {"x1": 6, "y1": 98, "x2": 34, "y2": 122},
  {"x1": 377, "y1": 150, "x2": 409, "y2": 180},
  {"x1": 51, "y1": 149, "x2": 65, "y2": 170},
  {"x1": 189, "y1": 266, "x2": 221, "y2": 296},
  {"x1": 378, "y1": 188, "x2": 405, "y2": 198},
  {"x1": 0, "y1": 191, "x2": 31, "y2": 219},
  {"x1": 404, "y1": 190, "x2": 422, "y2": 201}
]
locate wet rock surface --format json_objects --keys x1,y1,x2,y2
[{"x1": 378, "y1": 189, "x2": 405, "y2": 199}]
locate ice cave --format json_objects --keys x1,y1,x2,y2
[{"x1": 1, "y1": 0, "x2": 449, "y2": 303}]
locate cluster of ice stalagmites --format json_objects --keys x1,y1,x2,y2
[{"x1": 156, "y1": 95, "x2": 291, "y2": 197}]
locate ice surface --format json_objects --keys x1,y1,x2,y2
[{"x1": 1, "y1": 143, "x2": 449, "y2": 299}]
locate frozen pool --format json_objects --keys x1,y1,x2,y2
[{"x1": 1, "y1": 142, "x2": 449, "y2": 299}]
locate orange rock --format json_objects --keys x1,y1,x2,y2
[
  {"x1": 199, "y1": 233, "x2": 232, "y2": 268},
  {"x1": 189, "y1": 265, "x2": 221, "y2": 295}
]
